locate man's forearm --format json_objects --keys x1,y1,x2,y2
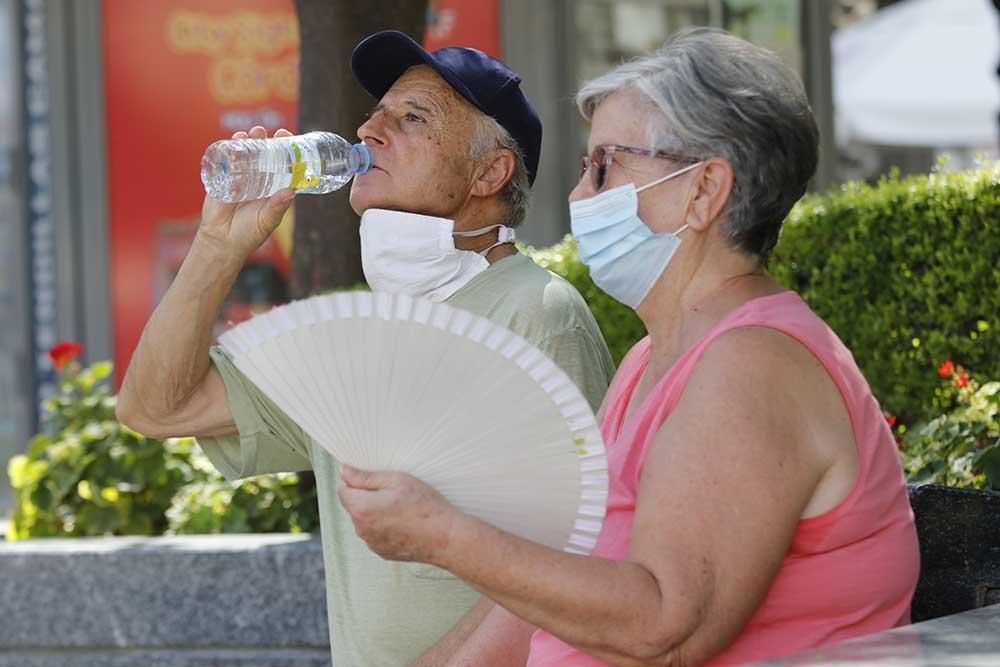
[
  {"x1": 410, "y1": 596, "x2": 494, "y2": 666},
  {"x1": 119, "y1": 233, "x2": 243, "y2": 419},
  {"x1": 443, "y1": 603, "x2": 535, "y2": 667}
]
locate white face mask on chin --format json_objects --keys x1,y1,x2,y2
[{"x1": 359, "y1": 208, "x2": 516, "y2": 302}]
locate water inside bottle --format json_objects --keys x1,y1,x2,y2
[
  {"x1": 201, "y1": 136, "x2": 359, "y2": 202},
  {"x1": 252, "y1": 139, "x2": 353, "y2": 198}
]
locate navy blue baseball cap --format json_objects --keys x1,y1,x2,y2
[{"x1": 351, "y1": 30, "x2": 542, "y2": 186}]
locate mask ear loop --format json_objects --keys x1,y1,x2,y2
[
  {"x1": 477, "y1": 226, "x2": 516, "y2": 256},
  {"x1": 453, "y1": 224, "x2": 517, "y2": 256},
  {"x1": 635, "y1": 160, "x2": 704, "y2": 194},
  {"x1": 636, "y1": 161, "x2": 703, "y2": 237}
]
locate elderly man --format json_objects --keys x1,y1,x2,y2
[{"x1": 117, "y1": 30, "x2": 614, "y2": 667}]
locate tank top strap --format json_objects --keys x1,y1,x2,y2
[
  {"x1": 600, "y1": 336, "x2": 651, "y2": 446},
  {"x1": 629, "y1": 291, "x2": 838, "y2": 465}
]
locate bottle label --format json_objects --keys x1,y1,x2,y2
[{"x1": 290, "y1": 143, "x2": 320, "y2": 190}]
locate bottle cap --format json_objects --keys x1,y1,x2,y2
[{"x1": 352, "y1": 143, "x2": 373, "y2": 175}]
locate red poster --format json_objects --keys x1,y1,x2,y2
[
  {"x1": 103, "y1": 0, "x2": 298, "y2": 385},
  {"x1": 103, "y1": 0, "x2": 499, "y2": 385},
  {"x1": 425, "y1": 0, "x2": 500, "y2": 56}
]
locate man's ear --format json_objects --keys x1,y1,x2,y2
[
  {"x1": 471, "y1": 149, "x2": 516, "y2": 199},
  {"x1": 685, "y1": 158, "x2": 734, "y2": 232}
]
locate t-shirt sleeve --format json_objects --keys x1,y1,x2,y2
[
  {"x1": 536, "y1": 326, "x2": 614, "y2": 414},
  {"x1": 195, "y1": 346, "x2": 313, "y2": 480}
]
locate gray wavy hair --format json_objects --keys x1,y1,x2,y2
[
  {"x1": 576, "y1": 28, "x2": 819, "y2": 263},
  {"x1": 469, "y1": 112, "x2": 531, "y2": 228}
]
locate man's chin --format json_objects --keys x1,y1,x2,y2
[
  {"x1": 352, "y1": 199, "x2": 387, "y2": 216},
  {"x1": 350, "y1": 188, "x2": 446, "y2": 219},
  {"x1": 350, "y1": 191, "x2": 410, "y2": 218},
  {"x1": 348, "y1": 186, "x2": 386, "y2": 217}
]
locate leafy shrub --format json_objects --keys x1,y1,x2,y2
[
  {"x1": 900, "y1": 360, "x2": 1000, "y2": 489},
  {"x1": 7, "y1": 344, "x2": 319, "y2": 539},
  {"x1": 6, "y1": 356, "x2": 205, "y2": 538},
  {"x1": 525, "y1": 237, "x2": 646, "y2": 364},
  {"x1": 771, "y1": 164, "x2": 999, "y2": 423},
  {"x1": 167, "y1": 473, "x2": 319, "y2": 534}
]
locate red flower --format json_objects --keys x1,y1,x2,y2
[
  {"x1": 955, "y1": 374, "x2": 970, "y2": 389},
  {"x1": 48, "y1": 341, "x2": 84, "y2": 370},
  {"x1": 937, "y1": 360, "x2": 955, "y2": 377},
  {"x1": 885, "y1": 414, "x2": 897, "y2": 428}
]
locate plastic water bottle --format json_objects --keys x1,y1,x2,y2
[{"x1": 200, "y1": 131, "x2": 373, "y2": 203}]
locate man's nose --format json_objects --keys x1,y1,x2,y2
[{"x1": 357, "y1": 114, "x2": 387, "y2": 146}]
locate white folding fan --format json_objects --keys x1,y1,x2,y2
[{"x1": 217, "y1": 291, "x2": 608, "y2": 555}]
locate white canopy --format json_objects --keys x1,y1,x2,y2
[{"x1": 833, "y1": 0, "x2": 1000, "y2": 147}]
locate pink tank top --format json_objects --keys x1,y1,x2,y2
[{"x1": 528, "y1": 291, "x2": 919, "y2": 666}]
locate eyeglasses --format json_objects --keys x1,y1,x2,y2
[{"x1": 579, "y1": 144, "x2": 701, "y2": 192}]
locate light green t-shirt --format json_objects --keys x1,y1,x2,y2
[{"x1": 197, "y1": 253, "x2": 615, "y2": 667}]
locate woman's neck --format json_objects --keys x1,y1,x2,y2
[{"x1": 638, "y1": 253, "x2": 774, "y2": 358}]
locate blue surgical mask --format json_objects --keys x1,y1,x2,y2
[{"x1": 569, "y1": 161, "x2": 703, "y2": 309}]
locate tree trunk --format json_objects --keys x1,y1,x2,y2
[
  {"x1": 292, "y1": 0, "x2": 428, "y2": 298},
  {"x1": 291, "y1": 0, "x2": 427, "y2": 508}
]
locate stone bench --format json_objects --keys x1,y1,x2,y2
[
  {"x1": 749, "y1": 602, "x2": 1000, "y2": 665},
  {"x1": 0, "y1": 534, "x2": 331, "y2": 666}
]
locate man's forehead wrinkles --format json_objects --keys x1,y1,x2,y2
[
  {"x1": 393, "y1": 71, "x2": 459, "y2": 103},
  {"x1": 381, "y1": 85, "x2": 450, "y2": 115},
  {"x1": 404, "y1": 99, "x2": 435, "y2": 114}
]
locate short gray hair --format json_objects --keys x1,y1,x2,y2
[
  {"x1": 576, "y1": 28, "x2": 818, "y2": 263},
  {"x1": 469, "y1": 112, "x2": 531, "y2": 228}
]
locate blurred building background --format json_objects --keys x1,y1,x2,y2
[{"x1": 0, "y1": 0, "x2": 996, "y2": 512}]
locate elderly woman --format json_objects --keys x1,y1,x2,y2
[{"x1": 339, "y1": 28, "x2": 919, "y2": 666}]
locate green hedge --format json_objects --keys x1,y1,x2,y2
[
  {"x1": 6, "y1": 358, "x2": 319, "y2": 540},
  {"x1": 771, "y1": 164, "x2": 999, "y2": 424},
  {"x1": 7, "y1": 361, "x2": 198, "y2": 538},
  {"x1": 527, "y1": 164, "x2": 1000, "y2": 425},
  {"x1": 526, "y1": 238, "x2": 647, "y2": 365}
]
